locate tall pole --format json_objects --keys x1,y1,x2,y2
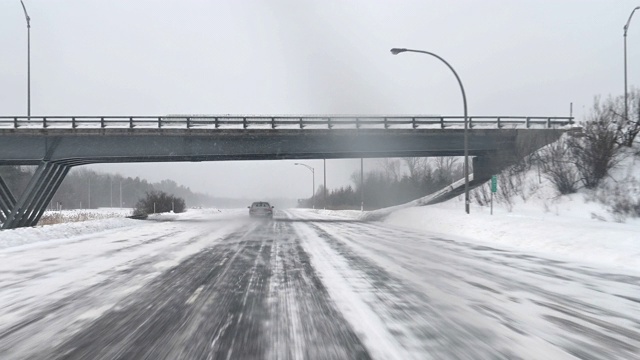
[
  {"x1": 110, "y1": 178, "x2": 113, "y2": 208},
  {"x1": 19, "y1": 0, "x2": 31, "y2": 120},
  {"x1": 360, "y1": 158, "x2": 364, "y2": 211},
  {"x1": 391, "y1": 47, "x2": 470, "y2": 214},
  {"x1": 88, "y1": 177, "x2": 91, "y2": 209},
  {"x1": 119, "y1": 181, "x2": 122, "y2": 208},
  {"x1": 294, "y1": 163, "x2": 315, "y2": 209},
  {"x1": 323, "y1": 159, "x2": 327, "y2": 210},
  {"x1": 624, "y1": 7, "x2": 640, "y2": 124}
]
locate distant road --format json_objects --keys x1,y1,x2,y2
[{"x1": 0, "y1": 210, "x2": 638, "y2": 359}]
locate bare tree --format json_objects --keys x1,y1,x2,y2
[
  {"x1": 569, "y1": 99, "x2": 622, "y2": 189},
  {"x1": 379, "y1": 158, "x2": 402, "y2": 183},
  {"x1": 539, "y1": 136, "x2": 580, "y2": 195},
  {"x1": 402, "y1": 157, "x2": 428, "y2": 183},
  {"x1": 610, "y1": 88, "x2": 640, "y2": 147}
]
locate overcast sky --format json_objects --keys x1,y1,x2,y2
[{"x1": 1, "y1": 1, "x2": 639, "y2": 199}]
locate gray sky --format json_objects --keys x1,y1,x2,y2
[{"x1": 1, "y1": 1, "x2": 639, "y2": 198}]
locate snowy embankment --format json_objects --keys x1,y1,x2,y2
[
  {"x1": 319, "y1": 152, "x2": 640, "y2": 273},
  {"x1": 0, "y1": 211, "x2": 136, "y2": 250},
  {"x1": 0, "y1": 208, "x2": 234, "y2": 250},
  {"x1": 0, "y1": 208, "x2": 203, "y2": 250},
  {"x1": 382, "y1": 200, "x2": 640, "y2": 272}
]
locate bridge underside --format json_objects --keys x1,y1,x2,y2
[{"x1": 0, "y1": 128, "x2": 564, "y2": 229}]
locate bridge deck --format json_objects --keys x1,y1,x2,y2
[
  {"x1": 0, "y1": 127, "x2": 565, "y2": 166},
  {"x1": 0, "y1": 115, "x2": 572, "y2": 229},
  {"x1": 0, "y1": 114, "x2": 573, "y2": 165}
]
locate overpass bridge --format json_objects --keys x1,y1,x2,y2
[{"x1": 0, "y1": 115, "x2": 573, "y2": 229}]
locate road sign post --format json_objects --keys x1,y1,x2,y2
[{"x1": 490, "y1": 175, "x2": 497, "y2": 215}]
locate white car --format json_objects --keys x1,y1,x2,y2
[{"x1": 248, "y1": 202, "x2": 274, "y2": 218}]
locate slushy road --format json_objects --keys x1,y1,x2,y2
[{"x1": 0, "y1": 209, "x2": 638, "y2": 359}]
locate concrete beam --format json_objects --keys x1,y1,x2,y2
[{"x1": 0, "y1": 128, "x2": 565, "y2": 165}]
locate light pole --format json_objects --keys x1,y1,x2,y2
[
  {"x1": 19, "y1": 0, "x2": 31, "y2": 120},
  {"x1": 294, "y1": 163, "x2": 315, "y2": 209},
  {"x1": 360, "y1": 158, "x2": 364, "y2": 211},
  {"x1": 323, "y1": 159, "x2": 326, "y2": 210},
  {"x1": 624, "y1": 6, "x2": 640, "y2": 124},
  {"x1": 110, "y1": 177, "x2": 113, "y2": 208},
  {"x1": 391, "y1": 47, "x2": 470, "y2": 214}
]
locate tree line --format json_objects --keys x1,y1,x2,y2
[
  {"x1": 298, "y1": 157, "x2": 464, "y2": 210},
  {"x1": 0, "y1": 166, "x2": 217, "y2": 210}
]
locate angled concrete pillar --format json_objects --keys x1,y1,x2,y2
[
  {"x1": 30, "y1": 165, "x2": 70, "y2": 226},
  {"x1": 0, "y1": 175, "x2": 17, "y2": 222},
  {"x1": 1, "y1": 162, "x2": 70, "y2": 229}
]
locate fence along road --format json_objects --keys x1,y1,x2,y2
[{"x1": 0, "y1": 115, "x2": 573, "y2": 130}]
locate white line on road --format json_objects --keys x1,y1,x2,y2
[{"x1": 185, "y1": 286, "x2": 204, "y2": 305}]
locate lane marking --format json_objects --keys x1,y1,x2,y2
[{"x1": 185, "y1": 285, "x2": 204, "y2": 305}]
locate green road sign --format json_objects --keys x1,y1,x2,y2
[{"x1": 491, "y1": 175, "x2": 497, "y2": 193}]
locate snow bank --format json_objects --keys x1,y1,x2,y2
[
  {"x1": 0, "y1": 217, "x2": 137, "y2": 250},
  {"x1": 374, "y1": 152, "x2": 640, "y2": 271},
  {"x1": 0, "y1": 208, "x2": 232, "y2": 250},
  {"x1": 324, "y1": 151, "x2": 640, "y2": 272},
  {"x1": 383, "y1": 200, "x2": 640, "y2": 272}
]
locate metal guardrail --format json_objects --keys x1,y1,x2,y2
[{"x1": 0, "y1": 115, "x2": 574, "y2": 130}]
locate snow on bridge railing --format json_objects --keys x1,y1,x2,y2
[{"x1": 0, "y1": 115, "x2": 574, "y2": 130}]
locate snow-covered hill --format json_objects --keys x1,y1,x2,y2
[{"x1": 380, "y1": 148, "x2": 640, "y2": 273}]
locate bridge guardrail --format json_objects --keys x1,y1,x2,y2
[{"x1": 0, "y1": 115, "x2": 574, "y2": 130}]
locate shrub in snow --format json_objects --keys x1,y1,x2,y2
[
  {"x1": 587, "y1": 154, "x2": 640, "y2": 221},
  {"x1": 612, "y1": 88, "x2": 640, "y2": 148},
  {"x1": 538, "y1": 135, "x2": 580, "y2": 195},
  {"x1": 569, "y1": 102, "x2": 622, "y2": 189},
  {"x1": 134, "y1": 191, "x2": 186, "y2": 215},
  {"x1": 38, "y1": 210, "x2": 127, "y2": 225}
]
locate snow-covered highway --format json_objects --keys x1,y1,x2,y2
[{"x1": 0, "y1": 209, "x2": 639, "y2": 359}]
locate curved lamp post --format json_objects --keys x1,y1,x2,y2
[
  {"x1": 390, "y1": 48, "x2": 470, "y2": 214},
  {"x1": 624, "y1": 6, "x2": 640, "y2": 123},
  {"x1": 294, "y1": 163, "x2": 315, "y2": 209},
  {"x1": 19, "y1": 0, "x2": 31, "y2": 120}
]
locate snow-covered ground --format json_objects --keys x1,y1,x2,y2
[
  {"x1": 339, "y1": 150, "x2": 640, "y2": 274},
  {"x1": 0, "y1": 208, "x2": 134, "y2": 250},
  {"x1": 1, "y1": 151, "x2": 640, "y2": 359},
  {"x1": 0, "y1": 208, "x2": 638, "y2": 359},
  {"x1": 316, "y1": 196, "x2": 640, "y2": 274},
  {"x1": 382, "y1": 198, "x2": 640, "y2": 273}
]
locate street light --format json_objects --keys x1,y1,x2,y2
[
  {"x1": 390, "y1": 47, "x2": 470, "y2": 214},
  {"x1": 19, "y1": 0, "x2": 31, "y2": 120},
  {"x1": 624, "y1": 6, "x2": 640, "y2": 124},
  {"x1": 323, "y1": 159, "x2": 326, "y2": 210},
  {"x1": 294, "y1": 163, "x2": 315, "y2": 209}
]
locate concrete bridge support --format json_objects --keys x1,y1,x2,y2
[
  {"x1": 0, "y1": 175, "x2": 17, "y2": 223},
  {"x1": 1, "y1": 162, "x2": 71, "y2": 229},
  {"x1": 424, "y1": 130, "x2": 565, "y2": 205}
]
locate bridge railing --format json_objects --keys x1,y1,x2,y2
[{"x1": 0, "y1": 115, "x2": 574, "y2": 130}]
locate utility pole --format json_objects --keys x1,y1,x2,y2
[
  {"x1": 624, "y1": 7, "x2": 640, "y2": 124},
  {"x1": 323, "y1": 159, "x2": 327, "y2": 210},
  {"x1": 360, "y1": 158, "x2": 364, "y2": 211},
  {"x1": 294, "y1": 163, "x2": 315, "y2": 209},
  {"x1": 19, "y1": 0, "x2": 31, "y2": 120},
  {"x1": 110, "y1": 178, "x2": 113, "y2": 208},
  {"x1": 119, "y1": 181, "x2": 122, "y2": 208},
  {"x1": 391, "y1": 47, "x2": 470, "y2": 214}
]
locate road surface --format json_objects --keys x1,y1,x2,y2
[{"x1": 0, "y1": 209, "x2": 638, "y2": 359}]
